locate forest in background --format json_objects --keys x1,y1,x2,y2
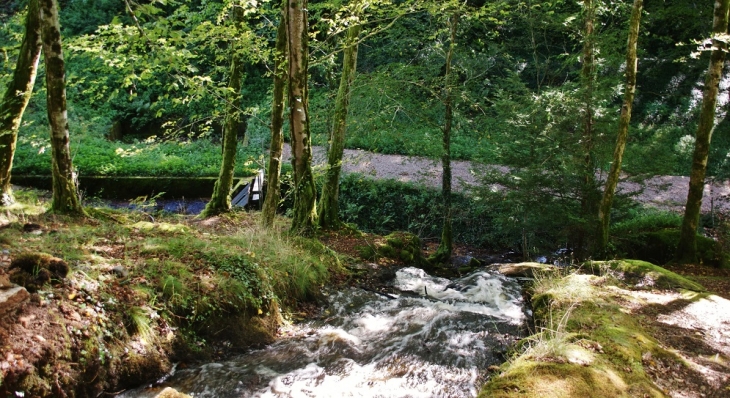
[
  {"x1": 0, "y1": 0, "x2": 727, "y2": 257},
  {"x1": 2, "y1": 1, "x2": 730, "y2": 396}
]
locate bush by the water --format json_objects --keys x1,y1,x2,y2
[{"x1": 609, "y1": 210, "x2": 726, "y2": 267}]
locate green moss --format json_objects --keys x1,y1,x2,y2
[
  {"x1": 587, "y1": 259, "x2": 705, "y2": 292},
  {"x1": 482, "y1": 271, "x2": 671, "y2": 398},
  {"x1": 376, "y1": 243, "x2": 397, "y2": 258},
  {"x1": 480, "y1": 362, "x2": 650, "y2": 398},
  {"x1": 373, "y1": 232, "x2": 432, "y2": 269},
  {"x1": 355, "y1": 244, "x2": 377, "y2": 260}
]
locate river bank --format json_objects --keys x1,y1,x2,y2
[
  {"x1": 2, "y1": 187, "x2": 730, "y2": 397},
  {"x1": 0, "y1": 188, "x2": 338, "y2": 396}
]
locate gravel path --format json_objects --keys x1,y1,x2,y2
[{"x1": 283, "y1": 144, "x2": 730, "y2": 213}]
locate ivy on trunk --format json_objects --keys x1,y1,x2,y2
[
  {"x1": 0, "y1": 0, "x2": 42, "y2": 206},
  {"x1": 40, "y1": 0, "x2": 84, "y2": 215},
  {"x1": 675, "y1": 0, "x2": 730, "y2": 263}
]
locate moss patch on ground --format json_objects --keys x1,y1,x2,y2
[
  {"x1": 586, "y1": 259, "x2": 705, "y2": 292},
  {"x1": 0, "y1": 188, "x2": 345, "y2": 396},
  {"x1": 481, "y1": 261, "x2": 704, "y2": 398}
]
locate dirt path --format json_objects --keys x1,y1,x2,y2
[{"x1": 284, "y1": 144, "x2": 730, "y2": 212}]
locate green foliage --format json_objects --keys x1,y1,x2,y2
[
  {"x1": 337, "y1": 174, "x2": 506, "y2": 248},
  {"x1": 610, "y1": 209, "x2": 682, "y2": 236},
  {"x1": 13, "y1": 133, "x2": 261, "y2": 177},
  {"x1": 608, "y1": 210, "x2": 725, "y2": 267}
]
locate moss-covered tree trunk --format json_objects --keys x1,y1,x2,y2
[
  {"x1": 0, "y1": 0, "x2": 42, "y2": 206},
  {"x1": 676, "y1": 0, "x2": 730, "y2": 263},
  {"x1": 318, "y1": 20, "x2": 362, "y2": 229},
  {"x1": 40, "y1": 0, "x2": 83, "y2": 215},
  {"x1": 202, "y1": 9, "x2": 245, "y2": 218},
  {"x1": 262, "y1": 3, "x2": 288, "y2": 227},
  {"x1": 597, "y1": 0, "x2": 643, "y2": 254},
  {"x1": 432, "y1": 14, "x2": 459, "y2": 264},
  {"x1": 577, "y1": 0, "x2": 596, "y2": 257},
  {"x1": 287, "y1": 0, "x2": 317, "y2": 233}
]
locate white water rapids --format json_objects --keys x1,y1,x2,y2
[{"x1": 121, "y1": 267, "x2": 527, "y2": 398}]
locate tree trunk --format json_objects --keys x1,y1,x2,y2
[
  {"x1": 597, "y1": 0, "x2": 643, "y2": 254},
  {"x1": 262, "y1": 2, "x2": 288, "y2": 227},
  {"x1": 287, "y1": 0, "x2": 317, "y2": 233},
  {"x1": 40, "y1": 0, "x2": 83, "y2": 215},
  {"x1": 577, "y1": 0, "x2": 596, "y2": 257},
  {"x1": 202, "y1": 9, "x2": 245, "y2": 218},
  {"x1": 318, "y1": 20, "x2": 362, "y2": 229},
  {"x1": 0, "y1": 0, "x2": 42, "y2": 206},
  {"x1": 432, "y1": 14, "x2": 459, "y2": 264},
  {"x1": 676, "y1": 0, "x2": 730, "y2": 263}
]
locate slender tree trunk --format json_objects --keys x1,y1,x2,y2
[
  {"x1": 202, "y1": 9, "x2": 245, "y2": 218},
  {"x1": 262, "y1": 2, "x2": 288, "y2": 227},
  {"x1": 318, "y1": 21, "x2": 362, "y2": 229},
  {"x1": 577, "y1": 0, "x2": 596, "y2": 257},
  {"x1": 597, "y1": 0, "x2": 643, "y2": 254},
  {"x1": 0, "y1": 0, "x2": 42, "y2": 206},
  {"x1": 39, "y1": 0, "x2": 83, "y2": 215},
  {"x1": 287, "y1": 0, "x2": 317, "y2": 233},
  {"x1": 432, "y1": 14, "x2": 459, "y2": 263},
  {"x1": 676, "y1": 0, "x2": 730, "y2": 263}
]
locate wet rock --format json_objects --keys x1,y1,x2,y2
[
  {"x1": 22, "y1": 223, "x2": 43, "y2": 234},
  {"x1": 154, "y1": 387, "x2": 192, "y2": 398},
  {"x1": 0, "y1": 286, "x2": 29, "y2": 317},
  {"x1": 451, "y1": 256, "x2": 481, "y2": 268},
  {"x1": 496, "y1": 262, "x2": 557, "y2": 277},
  {"x1": 111, "y1": 265, "x2": 129, "y2": 278},
  {"x1": 0, "y1": 273, "x2": 12, "y2": 288}
]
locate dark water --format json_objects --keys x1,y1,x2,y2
[
  {"x1": 92, "y1": 198, "x2": 209, "y2": 215},
  {"x1": 121, "y1": 267, "x2": 527, "y2": 398}
]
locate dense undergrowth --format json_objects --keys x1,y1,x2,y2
[
  {"x1": 0, "y1": 188, "x2": 343, "y2": 396},
  {"x1": 337, "y1": 174, "x2": 730, "y2": 265}
]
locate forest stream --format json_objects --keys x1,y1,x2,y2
[{"x1": 120, "y1": 267, "x2": 527, "y2": 398}]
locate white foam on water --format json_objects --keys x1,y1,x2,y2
[
  {"x1": 255, "y1": 359, "x2": 476, "y2": 398},
  {"x1": 394, "y1": 267, "x2": 525, "y2": 324},
  {"x1": 123, "y1": 266, "x2": 526, "y2": 398}
]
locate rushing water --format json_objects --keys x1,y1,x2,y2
[{"x1": 121, "y1": 267, "x2": 527, "y2": 398}]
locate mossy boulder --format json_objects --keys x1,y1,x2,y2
[
  {"x1": 498, "y1": 262, "x2": 557, "y2": 278},
  {"x1": 481, "y1": 270, "x2": 669, "y2": 398},
  {"x1": 611, "y1": 228, "x2": 725, "y2": 267},
  {"x1": 586, "y1": 259, "x2": 705, "y2": 292},
  {"x1": 9, "y1": 252, "x2": 69, "y2": 293},
  {"x1": 370, "y1": 232, "x2": 431, "y2": 270}
]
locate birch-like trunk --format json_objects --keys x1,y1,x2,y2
[
  {"x1": 676, "y1": 0, "x2": 730, "y2": 263},
  {"x1": 287, "y1": 0, "x2": 317, "y2": 233},
  {"x1": 597, "y1": 0, "x2": 643, "y2": 253},
  {"x1": 40, "y1": 0, "x2": 83, "y2": 215},
  {"x1": 0, "y1": 0, "x2": 42, "y2": 205},
  {"x1": 202, "y1": 9, "x2": 245, "y2": 217},
  {"x1": 432, "y1": 14, "x2": 459, "y2": 263},
  {"x1": 262, "y1": 2, "x2": 288, "y2": 227},
  {"x1": 318, "y1": 20, "x2": 362, "y2": 229}
]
